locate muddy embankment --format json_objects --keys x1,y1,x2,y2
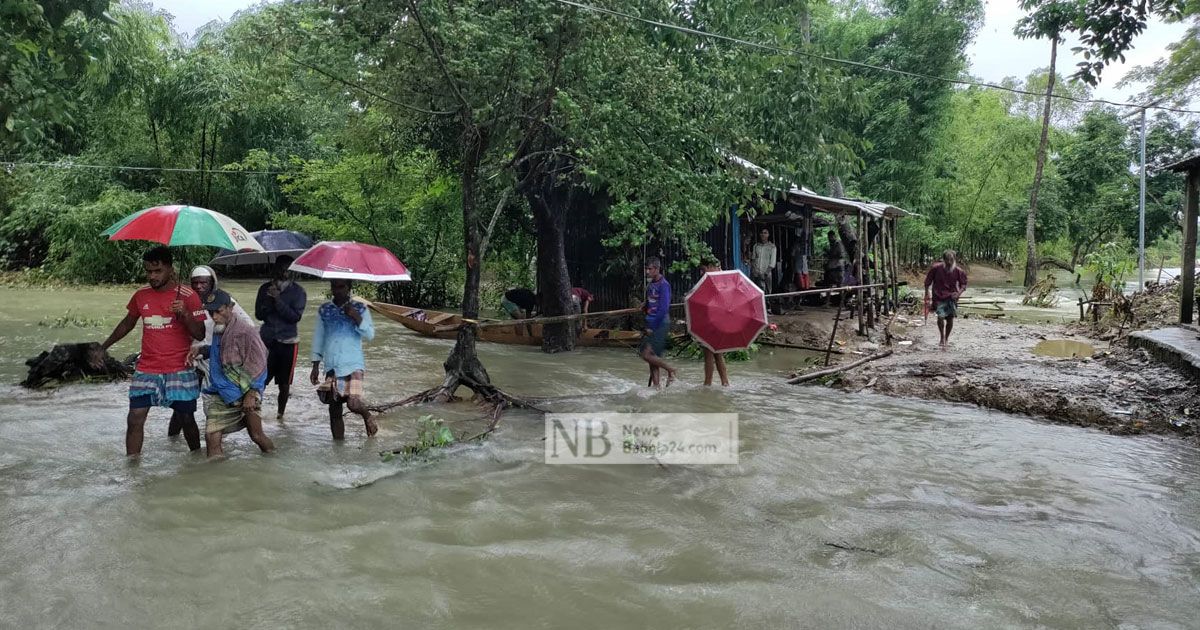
[{"x1": 827, "y1": 316, "x2": 1199, "y2": 438}]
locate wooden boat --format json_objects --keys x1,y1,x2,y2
[{"x1": 367, "y1": 301, "x2": 646, "y2": 348}]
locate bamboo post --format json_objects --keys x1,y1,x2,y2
[
  {"x1": 890, "y1": 219, "x2": 900, "y2": 309},
  {"x1": 878, "y1": 218, "x2": 888, "y2": 314},
  {"x1": 878, "y1": 219, "x2": 888, "y2": 316},
  {"x1": 825, "y1": 295, "x2": 845, "y2": 367},
  {"x1": 856, "y1": 212, "x2": 866, "y2": 335},
  {"x1": 864, "y1": 215, "x2": 876, "y2": 329}
]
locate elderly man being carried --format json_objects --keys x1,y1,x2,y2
[{"x1": 190, "y1": 290, "x2": 275, "y2": 459}]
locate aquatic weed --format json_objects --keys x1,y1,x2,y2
[{"x1": 38, "y1": 309, "x2": 106, "y2": 328}]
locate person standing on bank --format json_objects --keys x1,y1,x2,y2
[
  {"x1": 255, "y1": 255, "x2": 307, "y2": 420},
  {"x1": 640, "y1": 257, "x2": 677, "y2": 389},
  {"x1": 751, "y1": 227, "x2": 778, "y2": 310},
  {"x1": 99, "y1": 246, "x2": 206, "y2": 456},
  {"x1": 309, "y1": 279, "x2": 377, "y2": 439},
  {"x1": 923, "y1": 249, "x2": 968, "y2": 349}
]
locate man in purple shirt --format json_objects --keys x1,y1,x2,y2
[
  {"x1": 640, "y1": 257, "x2": 677, "y2": 388},
  {"x1": 924, "y1": 249, "x2": 968, "y2": 349}
]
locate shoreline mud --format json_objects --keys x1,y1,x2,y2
[{"x1": 807, "y1": 314, "x2": 1200, "y2": 439}]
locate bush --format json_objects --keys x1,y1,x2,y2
[{"x1": 44, "y1": 186, "x2": 214, "y2": 283}]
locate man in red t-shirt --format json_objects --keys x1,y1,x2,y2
[
  {"x1": 100, "y1": 246, "x2": 206, "y2": 456},
  {"x1": 923, "y1": 249, "x2": 968, "y2": 349}
]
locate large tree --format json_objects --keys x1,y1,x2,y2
[{"x1": 1015, "y1": 0, "x2": 1185, "y2": 287}]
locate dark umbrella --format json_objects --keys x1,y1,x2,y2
[{"x1": 209, "y1": 229, "x2": 314, "y2": 266}]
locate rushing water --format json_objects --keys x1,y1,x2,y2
[{"x1": 1, "y1": 282, "x2": 1199, "y2": 629}]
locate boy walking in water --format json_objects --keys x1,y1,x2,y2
[
  {"x1": 640, "y1": 257, "x2": 676, "y2": 388},
  {"x1": 924, "y1": 249, "x2": 968, "y2": 349},
  {"x1": 99, "y1": 246, "x2": 206, "y2": 456},
  {"x1": 309, "y1": 279, "x2": 377, "y2": 439}
]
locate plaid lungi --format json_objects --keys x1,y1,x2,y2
[
  {"x1": 202, "y1": 391, "x2": 261, "y2": 435},
  {"x1": 129, "y1": 370, "x2": 200, "y2": 408},
  {"x1": 317, "y1": 370, "x2": 364, "y2": 404}
]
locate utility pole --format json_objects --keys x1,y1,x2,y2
[{"x1": 1139, "y1": 107, "x2": 1147, "y2": 288}]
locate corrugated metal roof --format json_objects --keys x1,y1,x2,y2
[
  {"x1": 725, "y1": 153, "x2": 910, "y2": 218},
  {"x1": 1166, "y1": 152, "x2": 1200, "y2": 173}
]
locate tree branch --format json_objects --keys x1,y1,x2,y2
[
  {"x1": 275, "y1": 47, "x2": 455, "y2": 117},
  {"x1": 478, "y1": 187, "x2": 511, "y2": 264},
  {"x1": 407, "y1": 0, "x2": 472, "y2": 115}
]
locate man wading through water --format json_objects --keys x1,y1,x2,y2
[
  {"x1": 640, "y1": 257, "x2": 676, "y2": 388},
  {"x1": 190, "y1": 290, "x2": 274, "y2": 459},
  {"x1": 99, "y1": 246, "x2": 206, "y2": 456},
  {"x1": 184, "y1": 265, "x2": 252, "y2": 437},
  {"x1": 924, "y1": 249, "x2": 968, "y2": 349},
  {"x1": 255, "y1": 255, "x2": 307, "y2": 420},
  {"x1": 310, "y1": 279, "x2": 377, "y2": 439}
]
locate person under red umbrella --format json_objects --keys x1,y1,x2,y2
[
  {"x1": 684, "y1": 256, "x2": 768, "y2": 385},
  {"x1": 309, "y1": 279, "x2": 377, "y2": 439},
  {"x1": 699, "y1": 256, "x2": 730, "y2": 387},
  {"x1": 97, "y1": 246, "x2": 207, "y2": 456}
]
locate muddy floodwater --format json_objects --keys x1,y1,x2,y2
[
  {"x1": 1032, "y1": 339, "x2": 1096, "y2": 359},
  {"x1": 2, "y1": 282, "x2": 1199, "y2": 628}
]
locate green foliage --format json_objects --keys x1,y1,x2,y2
[
  {"x1": 380, "y1": 414, "x2": 456, "y2": 461},
  {"x1": 1084, "y1": 242, "x2": 1135, "y2": 294},
  {"x1": 1054, "y1": 108, "x2": 1136, "y2": 264},
  {"x1": 819, "y1": 0, "x2": 985, "y2": 210},
  {"x1": 0, "y1": 0, "x2": 113, "y2": 151},
  {"x1": 674, "y1": 337, "x2": 759, "y2": 362},
  {"x1": 38, "y1": 309, "x2": 105, "y2": 328},
  {"x1": 1125, "y1": 0, "x2": 1200, "y2": 103},
  {"x1": 43, "y1": 185, "x2": 204, "y2": 283},
  {"x1": 275, "y1": 152, "x2": 468, "y2": 307},
  {"x1": 1016, "y1": 0, "x2": 1184, "y2": 86}
]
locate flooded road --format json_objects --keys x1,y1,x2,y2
[{"x1": 2, "y1": 282, "x2": 1199, "y2": 628}]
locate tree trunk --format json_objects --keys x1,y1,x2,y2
[
  {"x1": 531, "y1": 192, "x2": 575, "y2": 353},
  {"x1": 437, "y1": 127, "x2": 501, "y2": 401},
  {"x1": 1025, "y1": 37, "x2": 1058, "y2": 289}
]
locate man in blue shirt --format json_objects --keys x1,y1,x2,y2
[
  {"x1": 191, "y1": 290, "x2": 275, "y2": 459},
  {"x1": 640, "y1": 257, "x2": 676, "y2": 388},
  {"x1": 255, "y1": 255, "x2": 307, "y2": 420},
  {"x1": 309, "y1": 279, "x2": 377, "y2": 439}
]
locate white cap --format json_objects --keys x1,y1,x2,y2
[{"x1": 190, "y1": 266, "x2": 213, "y2": 278}]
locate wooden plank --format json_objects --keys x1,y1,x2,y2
[
  {"x1": 1182, "y1": 169, "x2": 1199, "y2": 323},
  {"x1": 426, "y1": 312, "x2": 458, "y2": 325}
]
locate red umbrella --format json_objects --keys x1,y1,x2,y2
[
  {"x1": 289, "y1": 241, "x2": 411, "y2": 282},
  {"x1": 685, "y1": 270, "x2": 768, "y2": 352}
]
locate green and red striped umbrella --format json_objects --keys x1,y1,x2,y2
[{"x1": 101, "y1": 205, "x2": 265, "y2": 252}]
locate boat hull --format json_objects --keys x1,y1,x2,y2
[{"x1": 367, "y1": 302, "x2": 644, "y2": 348}]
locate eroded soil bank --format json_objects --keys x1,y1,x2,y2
[{"x1": 821, "y1": 315, "x2": 1200, "y2": 439}]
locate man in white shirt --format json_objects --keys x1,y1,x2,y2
[{"x1": 751, "y1": 228, "x2": 777, "y2": 296}]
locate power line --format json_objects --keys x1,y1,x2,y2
[
  {"x1": 0, "y1": 160, "x2": 325, "y2": 176},
  {"x1": 553, "y1": 0, "x2": 1200, "y2": 116}
]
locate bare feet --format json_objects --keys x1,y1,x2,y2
[
  {"x1": 364, "y1": 415, "x2": 379, "y2": 437},
  {"x1": 665, "y1": 370, "x2": 676, "y2": 388}
]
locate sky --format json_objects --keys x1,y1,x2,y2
[{"x1": 155, "y1": 0, "x2": 1185, "y2": 107}]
